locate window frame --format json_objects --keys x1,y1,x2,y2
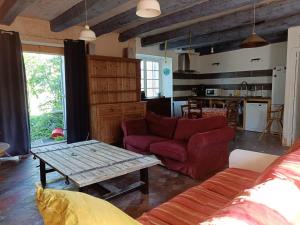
[{"x1": 140, "y1": 58, "x2": 162, "y2": 98}]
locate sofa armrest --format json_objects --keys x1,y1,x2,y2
[
  {"x1": 121, "y1": 118, "x2": 148, "y2": 137},
  {"x1": 187, "y1": 127, "x2": 235, "y2": 159},
  {"x1": 229, "y1": 149, "x2": 279, "y2": 173}
]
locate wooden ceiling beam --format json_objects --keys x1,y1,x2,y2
[
  {"x1": 194, "y1": 32, "x2": 287, "y2": 56},
  {"x1": 119, "y1": 0, "x2": 264, "y2": 42},
  {"x1": 50, "y1": 0, "x2": 128, "y2": 32},
  {"x1": 0, "y1": 0, "x2": 36, "y2": 25},
  {"x1": 91, "y1": 0, "x2": 199, "y2": 37},
  {"x1": 160, "y1": 13, "x2": 300, "y2": 50},
  {"x1": 142, "y1": 0, "x2": 297, "y2": 47}
]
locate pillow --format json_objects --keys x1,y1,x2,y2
[
  {"x1": 255, "y1": 148, "x2": 300, "y2": 186},
  {"x1": 122, "y1": 119, "x2": 148, "y2": 136},
  {"x1": 174, "y1": 116, "x2": 227, "y2": 141},
  {"x1": 145, "y1": 111, "x2": 177, "y2": 139},
  {"x1": 200, "y1": 178, "x2": 300, "y2": 225},
  {"x1": 36, "y1": 186, "x2": 141, "y2": 225}
]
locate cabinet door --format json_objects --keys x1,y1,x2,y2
[{"x1": 92, "y1": 115, "x2": 123, "y2": 144}]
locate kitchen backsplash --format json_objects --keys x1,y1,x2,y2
[{"x1": 173, "y1": 70, "x2": 272, "y2": 101}]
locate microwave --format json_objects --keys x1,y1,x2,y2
[{"x1": 206, "y1": 89, "x2": 222, "y2": 96}]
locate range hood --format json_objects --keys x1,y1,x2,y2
[{"x1": 177, "y1": 53, "x2": 195, "y2": 73}]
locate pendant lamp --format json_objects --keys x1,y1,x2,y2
[
  {"x1": 79, "y1": 0, "x2": 96, "y2": 42},
  {"x1": 136, "y1": 0, "x2": 161, "y2": 18},
  {"x1": 241, "y1": 3, "x2": 268, "y2": 48}
]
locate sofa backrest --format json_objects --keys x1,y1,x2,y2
[
  {"x1": 145, "y1": 111, "x2": 178, "y2": 139},
  {"x1": 174, "y1": 116, "x2": 227, "y2": 141},
  {"x1": 200, "y1": 145, "x2": 300, "y2": 225}
]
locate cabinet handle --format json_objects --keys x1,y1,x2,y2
[
  {"x1": 251, "y1": 58, "x2": 261, "y2": 62},
  {"x1": 212, "y1": 62, "x2": 220, "y2": 66}
]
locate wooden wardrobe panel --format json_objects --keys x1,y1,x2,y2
[{"x1": 87, "y1": 55, "x2": 145, "y2": 144}]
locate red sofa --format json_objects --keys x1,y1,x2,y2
[{"x1": 122, "y1": 112, "x2": 235, "y2": 179}]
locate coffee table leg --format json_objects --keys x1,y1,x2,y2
[
  {"x1": 40, "y1": 160, "x2": 46, "y2": 188},
  {"x1": 140, "y1": 168, "x2": 149, "y2": 194}
]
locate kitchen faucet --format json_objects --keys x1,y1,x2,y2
[{"x1": 240, "y1": 81, "x2": 248, "y2": 96}]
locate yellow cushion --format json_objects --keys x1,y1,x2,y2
[{"x1": 36, "y1": 186, "x2": 141, "y2": 225}]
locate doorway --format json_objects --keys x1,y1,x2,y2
[{"x1": 23, "y1": 52, "x2": 66, "y2": 147}]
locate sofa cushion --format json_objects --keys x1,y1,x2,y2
[
  {"x1": 200, "y1": 178, "x2": 300, "y2": 225},
  {"x1": 150, "y1": 140, "x2": 187, "y2": 162},
  {"x1": 255, "y1": 148, "x2": 300, "y2": 186},
  {"x1": 122, "y1": 119, "x2": 148, "y2": 136},
  {"x1": 174, "y1": 116, "x2": 227, "y2": 141},
  {"x1": 146, "y1": 112, "x2": 178, "y2": 139},
  {"x1": 124, "y1": 135, "x2": 168, "y2": 152},
  {"x1": 138, "y1": 168, "x2": 260, "y2": 225}
]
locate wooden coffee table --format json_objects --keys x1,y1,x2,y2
[
  {"x1": 0, "y1": 142, "x2": 9, "y2": 157},
  {"x1": 31, "y1": 140, "x2": 160, "y2": 199}
]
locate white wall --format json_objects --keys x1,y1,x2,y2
[
  {"x1": 90, "y1": 33, "x2": 136, "y2": 57},
  {"x1": 190, "y1": 42, "x2": 287, "y2": 73},
  {"x1": 136, "y1": 38, "x2": 175, "y2": 98},
  {"x1": 136, "y1": 38, "x2": 178, "y2": 72},
  {"x1": 283, "y1": 26, "x2": 300, "y2": 146}
]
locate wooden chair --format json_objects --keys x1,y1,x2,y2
[
  {"x1": 181, "y1": 104, "x2": 188, "y2": 117},
  {"x1": 260, "y1": 104, "x2": 284, "y2": 139},
  {"x1": 226, "y1": 101, "x2": 238, "y2": 129},
  {"x1": 187, "y1": 98, "x2": 203, "y2": 119},
  {"x1": 212, "y1": 100, "x2": 226, "y2": 108}
]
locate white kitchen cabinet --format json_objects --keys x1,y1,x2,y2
[
  {"x1": 190, "y1": 42, "x2": 287, "y2": 73},
  {"x1": 245, "y1": 103, "x2": 268, "y2": 132}
]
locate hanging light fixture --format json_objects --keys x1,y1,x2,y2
[
  {"x1": 241, "y1": 3, "x2": 268, "y2": 48},
  {"x1": 79, "y1": 0, "x2": 96, "y2": 42},
  {"x1": 136, "y1": 0, "x2": 161, "y2": 18}
]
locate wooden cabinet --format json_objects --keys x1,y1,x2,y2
[{"x1": 87, "y1": 55, "x2": 146, "y2": 144}]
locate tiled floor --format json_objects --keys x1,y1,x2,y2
[
  {"x1": 231, "y1": 130, "x2": 288, "y2": 155},
  {"x1": 0, "y1": 131, "x2": 288, "y2": 225}
]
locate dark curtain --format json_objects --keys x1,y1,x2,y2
[
  {"x1": 64, "y1": 40, "x2": 89, "y2": 143},
  {"x1": 0, "y1": 30, "x2": 30, "y2": 156}
]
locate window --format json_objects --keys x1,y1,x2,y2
[
  {"x1": 23, "y1": 52, "x2": 67, "y2": 147},
  {"x1": 141, "y1": 59, "x2": 160, "y2": 97}
]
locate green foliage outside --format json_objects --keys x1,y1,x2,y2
[
  {"x1": 30, "y1": 112, "x2": 64, "y2": 141},
  {"x1": 24, "y1": 53, "x2": 66, "y2": 143}
]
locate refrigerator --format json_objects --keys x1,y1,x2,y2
[
  {"x1": 272, "y1": 66, "x2": 286, "y2": 105},
  {"x1": 271, "y1": 66, "x2": 286, "y2": 133}
]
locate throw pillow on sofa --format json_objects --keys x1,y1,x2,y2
[
  {"x1": 36, "y1": 186, "x2": 141, "y2": 225},
  {"x1": 146, "y1": 111, "x2": 178, "y2": 139},
  {"x1": 174, "y1": 116, "x2": 227, "y2": 141}
]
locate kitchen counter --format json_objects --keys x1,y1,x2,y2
[
  {"x1": 191, "y1": 96, "x2": 271, "y2": 100},
  {"x1": 173, "y1": 96, "x2": 271, "y2": 101},
  {"x1": 173, "y1": 96, "x2": 272, "y2": 130}
]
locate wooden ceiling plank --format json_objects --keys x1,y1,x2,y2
[
  {"x1": 161, "y1": 13, "x2": 300, "y2": 50},
  {"x1": 50, "y1": 0, "x2": 129, "y2": 32},
  {"x1": 0, "y1": 0, "x2": 36, "y2": 25},
  {"x1": 194, "y1": 32, "x2": 287, "y2": 55},
  {"x1": 91, "y1": 0, "x2": 200, "y2": 37},
  {"x1": 119, "y1": 0, "x2": 264, "y2": 42},
  {"x1": 142, "y1": 0, "x2": 297, "y2": 47}
]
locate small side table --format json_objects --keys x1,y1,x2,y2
[{"x1": 0, "y1": 142, "x2": 9, "y2": 157}]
